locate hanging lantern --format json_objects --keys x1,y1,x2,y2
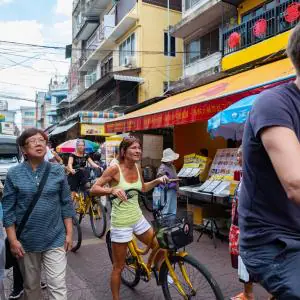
[
  {"x1": 253, "y1": 19, "x2": 267, "y2": 38},
  {"x1": 228, "y1": 32, "x2": 241, "y2": 49},
  {"x1": 284, "y1": 2, "x2": 300, "y2": 23}
]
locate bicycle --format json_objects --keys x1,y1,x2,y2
[
  {"x1": 106, "y1": 188, "x2": 224, "y2": 300},
  {"x1": 72, "y1": 168, "x2": 107, "y2": 238},
  {"x1": 71, "y1": 216, "x2": 82, "y2": 252}
]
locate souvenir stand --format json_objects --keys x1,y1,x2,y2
[{"x1": 178, "y1": 148, "x2": 242, "y2": 247}]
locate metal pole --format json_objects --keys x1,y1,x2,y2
[{"x1": 167, "y1": 0, "x2": 170, "y2": 91}]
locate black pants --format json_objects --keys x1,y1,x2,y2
[
  {"x1": 13, "y1": 264, "x2": 23, "y2": 292},
  {"x1": 68, "y1": 169, "x2": 89, "y2": 192}
]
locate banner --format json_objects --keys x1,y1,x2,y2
[
  {"x1": 0, "y1": 122, "x2": 14, "y2": 135},
  {"x1": 105, "y1": 98, "x2": 232, "y2": 133},
  {"x1": 80, "y1": 124, "x2": 110, "y2": 136}
]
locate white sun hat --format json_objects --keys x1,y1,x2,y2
[{"x1": 161, "y1": 148, "x2": 179, "y2": 163}]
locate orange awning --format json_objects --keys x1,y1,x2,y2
[{"x1": 105, "y1": 58, "x2": 295, "y2": 133}]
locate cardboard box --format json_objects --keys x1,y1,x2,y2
[{"x1": 187, "y1": 204, "x2": 203, "y2": 225}]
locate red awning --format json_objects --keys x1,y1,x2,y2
[{"x1": 105, "y1": 58, "x2": 295, "y2": 133}]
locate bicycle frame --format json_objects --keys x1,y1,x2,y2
[
  {"x1": 74, "y1": 191, "x2": 92, "y2": 214},
  {"x1": 127, "y1": 234, "x2": 192, "y2": 299}
]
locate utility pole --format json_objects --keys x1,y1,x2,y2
[{"x1": 167, "y1": 0, "x2": 170, "y2": 92}]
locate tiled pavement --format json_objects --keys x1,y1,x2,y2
[{"x1": 3, "y1": 209, "x2": 269, "y2": 300}]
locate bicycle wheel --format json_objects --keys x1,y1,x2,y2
[
  {"x1": 71, "y1": 216, "x2": 82, "y2": 253},
  {"x1": 160, "y1": 255, "x2": 224, "y2": 300},
  {"x1": 89, "y1": 198, "x2": 107, "y2": 238},
  {"x1": 140, "y1": 192, "x2": 153, "y2": 212},
  {"x1": 106, "y1": 231, "x2": 141, "y2": 288}
]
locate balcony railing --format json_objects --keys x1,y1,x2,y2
[
  {"x1": 222, "y1": 0, "x2": 299, "y2": 56},
  {"x1": 86, "y1": 23, "x2": 105, "y2": 50},
  {"x1": 73, "y1": 0, "x2": 80, "y2": 12}
]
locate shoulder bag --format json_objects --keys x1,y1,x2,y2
[{"x1": 5, "y1": 162, "x2": 51, "y2": 269}]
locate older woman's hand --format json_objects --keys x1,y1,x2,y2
[
  {"x1": 10, "y1": 239, "x2": 25, "y2": 259},
  {"x1": 64, "y1": 234, "x2": 73, "y2": 252}
]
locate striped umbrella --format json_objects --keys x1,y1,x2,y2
[{"x1": 56, "y1": 139, "x2": 100, "y2": 154}]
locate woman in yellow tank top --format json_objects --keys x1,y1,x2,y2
[{"x1": 90, "y1": 136, "x2": 168, "y2": 300}]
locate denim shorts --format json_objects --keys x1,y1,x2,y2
[{"x1": 240, "y1": 238, "x2": 300, "y2": 299}]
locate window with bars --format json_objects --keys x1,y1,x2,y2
[
  {"x1": 164, "y1": 32, "x2": 176, "y2": 57},
  {"x1": 119, "y1": 33, "x2": 136, "y2": 66},
  {"x1": 101, "y1": 57, "x2": 113, "y2": 77},
  {"x1": 185, "y1": 0, "x2": 201, "y2": 11},
  {"x1": 185, "y1": 28, "x2": 219, "y2": 65}
]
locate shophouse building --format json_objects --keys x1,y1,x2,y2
[{"x1": 58, "y1": 0, "x2": 183, "y2": 119}]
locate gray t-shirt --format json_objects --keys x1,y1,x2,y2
[{"x1": 239, "y1": 82, "x2": 300, "y2": 247}]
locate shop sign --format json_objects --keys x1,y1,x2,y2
[
  {"x1": 81, "y1": 124, "x2": 111, "y2": 136},
  {"x1": 79, "y1": 111, "x2": 124, "y2": 124},
  {"x1": 0, "y1": 114, "x2": 5, "y2": 122},
  {"x1": 105, "y1": 98, "x2": 232, "y2": 133},
  {"x1": 0, "y1": 122, "x2": 14, "y2": 135}
]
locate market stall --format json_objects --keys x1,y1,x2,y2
[{"x1": 178, "y1": 95, "x2": 256, "y2": 246}]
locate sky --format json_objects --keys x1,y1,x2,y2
[{"x1": 0, "y1": 0, "x2": 72, "y2": 127}]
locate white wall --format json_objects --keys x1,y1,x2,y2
[{"x1": 184, "y1": 52, "x2": 221, "y2": 78}]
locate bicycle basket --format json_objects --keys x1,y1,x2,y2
[{"x1": 152, "y1": 211, "x2": 193, "y2": 250}]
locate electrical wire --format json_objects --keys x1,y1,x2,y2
[
  {"x1": 0, "y1": 81, "x2": 48, "y2": 91},
  {"x1": 0, "y1": 51, "x2": 70, "y2": 64},
  {"x1": 0, "y1": 94, "x2": 36, "y2": 103},
  {"x1": 0, "y1": 40, "x2": 201, "y2": 55}
]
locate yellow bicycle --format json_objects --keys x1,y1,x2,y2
[
  {"x1": 106, "y1": 189, "x2": 224, "y2": 300},
  {"x1": 72, "y1": 171, "x2": 107, "y2": 238}
]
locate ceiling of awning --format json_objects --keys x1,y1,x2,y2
[{"x1": 49, "y1": 121, "x2": 78, "y2": 136}]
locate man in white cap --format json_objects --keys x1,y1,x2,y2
[{"x1": 156, "y1": 148, "x2": 179, "y2": 216}]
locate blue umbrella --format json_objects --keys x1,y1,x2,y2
[{"x1": 207, "y1": 94, "x2": 257, "y2": 140}]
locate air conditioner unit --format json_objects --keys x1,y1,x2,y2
[{"x1": 123, "y1": 56, "x2": 136, "y2": 68}]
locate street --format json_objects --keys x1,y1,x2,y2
[{"x1": 4, "y1": 208, "x2": 268, "y2": 300}]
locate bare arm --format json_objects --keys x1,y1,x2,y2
[
  {"x1": 261, "y1": 126, "x2": 300, "y2": 205},
  {"x1": 138, "y1": 166, "x2": 168, "y2": 193},
  {"x1": 90, "y1": 165, "x2": 127, "y2": 202},
  {"x1": 6, "y1": 225, "x2": 25, "y2": 258},
  {"x1": 87, "y1": 157, "x2": 100, "y2": 169},
  {"x1": 63, "y1": 218, "x2": 73, "y2": 251},
  {"x1": 68, "y1": 156, "x2": 75, "y2": 174}
]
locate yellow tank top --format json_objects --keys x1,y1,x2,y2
[{"x1": 111, "y1": 164, "x2": 143, "y2": 228}]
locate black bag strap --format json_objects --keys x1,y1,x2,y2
[{"x1": 16, "y1": 162, "x2": 51, "y2": 238}]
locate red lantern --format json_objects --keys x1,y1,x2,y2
[
  {"x1": 284, "y1": 3, "x2": 300, "y2": 23},
  {"x1": 228, "y1": 32, "x2": 241, "y2": 49},
  {"x1": 253, "y1": 19, "x2": 267, "y2": 38}
]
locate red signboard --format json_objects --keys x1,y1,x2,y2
[
  {"x1": 105, "y1": 78, "x2": 293, "y2": 134},
  {"x1": 105, "y1": 98, "x2": 234, "y2": 133}
]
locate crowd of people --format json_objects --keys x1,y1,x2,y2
[{"x1": 0, "y1": 22, "x2": 299, "y2": 300}]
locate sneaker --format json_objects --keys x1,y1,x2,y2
[
  {"x1": 40, "y1": 281, "x2": 47, "y2": 289},
  {"x1": 9, "y1": 289, "x2": 24, "y2": 299}
]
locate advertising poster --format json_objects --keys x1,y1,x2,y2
[{"x1": 208, "y1": 148, "x2": 241, "y2": 177}]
